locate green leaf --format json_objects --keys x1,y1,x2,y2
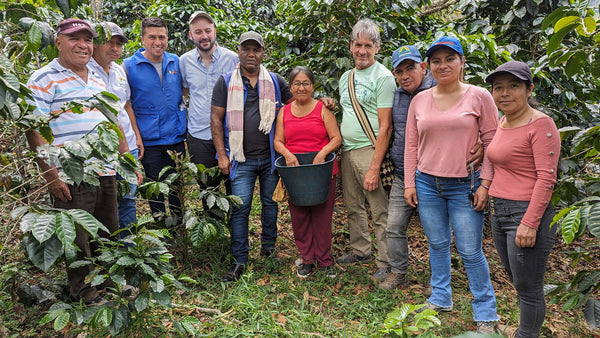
[
  {"x1": 153, "y1": 291, "x2": 171, "y2": 307},
  {"x1": 108, "y1": 307, "x2": 124, "y2": 336},
  {"x1": 10, "y1": 206, "x2": 28, "y2": 220},
  {"x1": 32, "y1": 213, "x2": 56, "y2": 243},
  {"x1": 56, "y1": 0, "x2": 70, "y2": 18},
  {"x1": 577, "y1": 271, "x2": 600, "y2": 293},
  {"x1": 98, "y1": 127, "x2": 119, "y2": 153},
  {"x1": 64, "y1": 139, "x2": 93, "y2": 159},
  {"x1": 53, "y1": 311, "x2": 70, "y2": 331},
  {"x1": 548, "y1": 22, "x2": 580, "y2": 53},
  {"x1": 584, "y1": 298, "x2": 600, "y2": 330},
  {"x1": 25, "y1": 235, "x2": 63, "y2": 272},
  {"x1": 587, "y1": 203, "x2": 600, "y2": 239},
  {"x1": 561, "y1": 208, "x2": 581, "y2": 244},
  {"x1": 98, "y1": 307, "x2": 113, "y2": 327},
  {"x1": 565, "y1": 51, "x2": 587, "y2": 77},
  {"x1": 150, "y1": 278, "x2": 165, "y2": 293},
  {"x1": 134, "y1": 290, "x2": 150, "y2": 312},
  {"x1": 0, "y1": 72, "x2": 20, "y2": 92},
  {"x1": 58, "y1": 148, "x2": 84, "y2": 185},
  {"x1": 116, "y1": 256, "x2": 135, "y2": 266},
  {"x1": 55, "y1": 212, "x2": 76, "y2": 262},
  {"x1": 20, "y1": 212, "x2": 41, "y2": 233},
  {"x1": 576, "y1": 16, "x2": 596, "y2": 37},
  {"x1": 26, "y1": 22, "x2": 42, "y2": 52},
  {"x1": 67, "y1": 209, "x2": 106, "y2": 237}
]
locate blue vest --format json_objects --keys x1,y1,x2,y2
[
  {"x1": 222, "y1": 71, "x2": 283, "y2": 180},
  {"x1": 123, "y1": 49, "x2": 186, "y2": 147}
]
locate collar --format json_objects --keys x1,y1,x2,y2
[{"x1": 194, "y1": 43, "x2": 221, "y2": 63}]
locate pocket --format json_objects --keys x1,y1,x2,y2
[
  {"x1": 176, "y1": 105, "x2": 187, "y2": 135},
  {"x1": 135, "y1": 107, "x2": 160, "y2": 141}
]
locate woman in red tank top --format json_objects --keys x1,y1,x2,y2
[{"x1": 274, "y1": 66, "x2": 341, "y2": 278}]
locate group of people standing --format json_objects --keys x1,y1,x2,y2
[{"x1": 25, "y1": 11, "x2": 560, "y2": 337}]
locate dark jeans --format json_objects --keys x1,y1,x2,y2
[
  {"x1": 117, "y1": 148, "x2": 138, "y2": 239},
  {"x1": 53, "y1": 176, "x2": 119, "y2": 303},
  {"x1": 229, "y1": 157, "x2": 278, "y2": 264},
  {"x1": 141, "y1": 142, "x2": 185, "y2": 219},
  {"x1": 187, "y1": 134, "x2": 232, "y2": 203},
  {"x1": 490, "y1": 197, "x2": 556, "y2": 338}
]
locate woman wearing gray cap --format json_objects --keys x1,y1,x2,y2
[{"x1": 486, "y1": 61, "x2": 560, "y2": 338}]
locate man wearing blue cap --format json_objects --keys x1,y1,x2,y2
[{"x1": 380, "y1": 44, "x2": 483, "y2": 290}]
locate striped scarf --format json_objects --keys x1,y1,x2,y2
[{"x1": 226, "y1": 63, "x2": 276, "y2": 162}]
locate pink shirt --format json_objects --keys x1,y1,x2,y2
[
  {"x1": 487, "y1": 116, "x2": 560, "y2": 229},
  {"x1": 404, "y1": 85, "x2": 499, "y2": 188}
]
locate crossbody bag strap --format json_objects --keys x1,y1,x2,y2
[{"x1": 348, "y1": 69, "x2": 377, "y2": 147}]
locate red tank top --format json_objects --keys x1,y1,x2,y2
[{"x1": 283, "y1": 100, "x2": 338, "y2": 175}]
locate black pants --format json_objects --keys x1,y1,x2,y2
[{"x1": 141, "y1": 141, "x2": 185, "y2": 218}]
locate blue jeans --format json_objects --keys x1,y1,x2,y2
[
  {"x1": 490, "y1": 197, "x2": 556, "y2": 338},
  {"x1": 229, "y1": 157, "x2": 278, "y2": 264},
  {"x1": 386, "y1": 175, "x2": 416, "y2": 274},
  {"x1": 117, "y1": 148, "x2": 138, "y2": 239},
  {"x1": 415, "y1": 169, "x2": 498, "y2": 322}
]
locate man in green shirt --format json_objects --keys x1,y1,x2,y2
[{"x1": 337, "y1": 18, "x2": 396, "y2": 280}]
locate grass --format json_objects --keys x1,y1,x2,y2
[{"x1": 1, "y1": 181, "x2": 598, "y2": 337}]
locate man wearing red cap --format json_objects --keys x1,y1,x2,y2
[{"x1": 26, "y1": 18, "x2": 123, "y2": 304}]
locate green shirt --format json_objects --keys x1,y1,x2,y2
[{"x1": 339, "y1": 61, "x2": 396, "y2": 151}]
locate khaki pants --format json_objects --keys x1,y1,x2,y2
[{"x1": 341, "y1": 147, "x2": 389, "y2": 267}]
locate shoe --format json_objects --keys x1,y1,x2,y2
[
  {"x1": 122, "y1": 285, "x2": 138, "y2": 300},
  {"x1": 222, "y1": 264, "x2": 246, "y2": 282},
  {"x1": 477, "y1": 321, "x2": 497, "y2": 335},
  {"x1": 417, "y1": 301, "x2": 453, "y2": 313},
  {"x1": 260, "y1": 247, "x2": 276, "y2": 258},
  {"x1": 378, "y1": 272, "x2": 408, "y2": 290},
  {"x1": 294, "y1": 257, "x2": 303, "y2": 267},
  {"x1": 297, "y1": 263, "x2": 314, "y2": 278},
  {"x1": 336, "y1": 253, "x2": 373, "y2": 265},
  {"x1": 323, "y1": 265, "x2": 337, "y2": 278},
  {"x1": 372, "y1": 266, "x2": 391, "y2": 280}
]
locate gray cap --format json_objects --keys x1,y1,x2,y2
[
  {"x1": 239, "y1": 31, "x2": 264, "y2": 48},
  {"x1": 106, "y1": 22, "x2": 128, "y2": 43},
  {"x1": 485, "y1": 60, "x2": 533, "y2": 84},
  {"x1": 189, "y1": 11, "x2": 214, "y2": 25}
]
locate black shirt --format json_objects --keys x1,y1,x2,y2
[{"x1": 212, "y1": 71, "x2": 292, "y2": 159}]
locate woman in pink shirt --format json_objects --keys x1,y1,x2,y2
[
  {"x1": 403, "y1": 36, "x2": 499, "y2": 333},
  {"x1": 274, "y1": 67, "x2": 341, "y2": 279},
  {"x1": 486, "y1": 61, "x2": 560, "y2": 338}
]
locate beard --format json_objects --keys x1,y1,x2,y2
[{"x1": 194, "y1": 38, "x2": 216, "y2": 52}]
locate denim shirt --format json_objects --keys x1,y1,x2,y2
[{"x1": 180, "y1": 45, "x2": 239, "y2": 140}]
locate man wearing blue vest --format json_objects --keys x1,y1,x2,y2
[
  {"x1": 211, "y1": 31, "x2": 294, "y2": 282},
  {"x1": 123, "y1": 17, "x2": 187, "y2": 223}
]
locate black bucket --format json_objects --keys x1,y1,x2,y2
[{"x1": 275, "y1": 152, "x2": 335, "y2": 206}]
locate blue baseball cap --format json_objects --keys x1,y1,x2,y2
[
  {"x1": 392, "y1": 45, "x2": 422, "y2": 69},
  {"x1": 425, "y1": 36, "x2": 464, "y2": 58}
]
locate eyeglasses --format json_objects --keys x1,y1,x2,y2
[{"x1": 291, "y1": 81, "x2": 312, "y2": 88}]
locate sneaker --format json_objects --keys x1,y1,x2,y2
[
  {"x1": 336, "y1": 253, "x2": 373, "y2": 265},
  {"x1": 417, "y1": 301, "x2": 453, "y2": 313},
  {"x1": 477, "y1": 321, "x2": 497, "y2": 335},
  {"x1": 260, "y1": 247, "x2": 276, "y2": 258},
  {"x1": 372, "y1": 266, "x2": 391, "y2": 280},
  {"x1": 297, "y1": 263, "x2": 314, "y2": 278},
  {"x1": 294, "y1": 257, "x2": 303, "y2": 267},
  {"x1": 379, "y1": 272, "x2": 408, "y2": 290},
  {"x1": 323, "y1": 265, "x2": 337, "y2": 278}
]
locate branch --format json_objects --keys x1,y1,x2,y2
[{"x1": 419, "y1": 0, "x2": 460, "y2": 16}]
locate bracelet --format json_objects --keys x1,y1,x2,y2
[{"x1": 480, "y1": 183, "x2": 490, "y2": 190}]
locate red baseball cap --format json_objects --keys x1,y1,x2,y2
[{"x1": 57, "y1": 18, "x2": 98, "y2": 37}]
